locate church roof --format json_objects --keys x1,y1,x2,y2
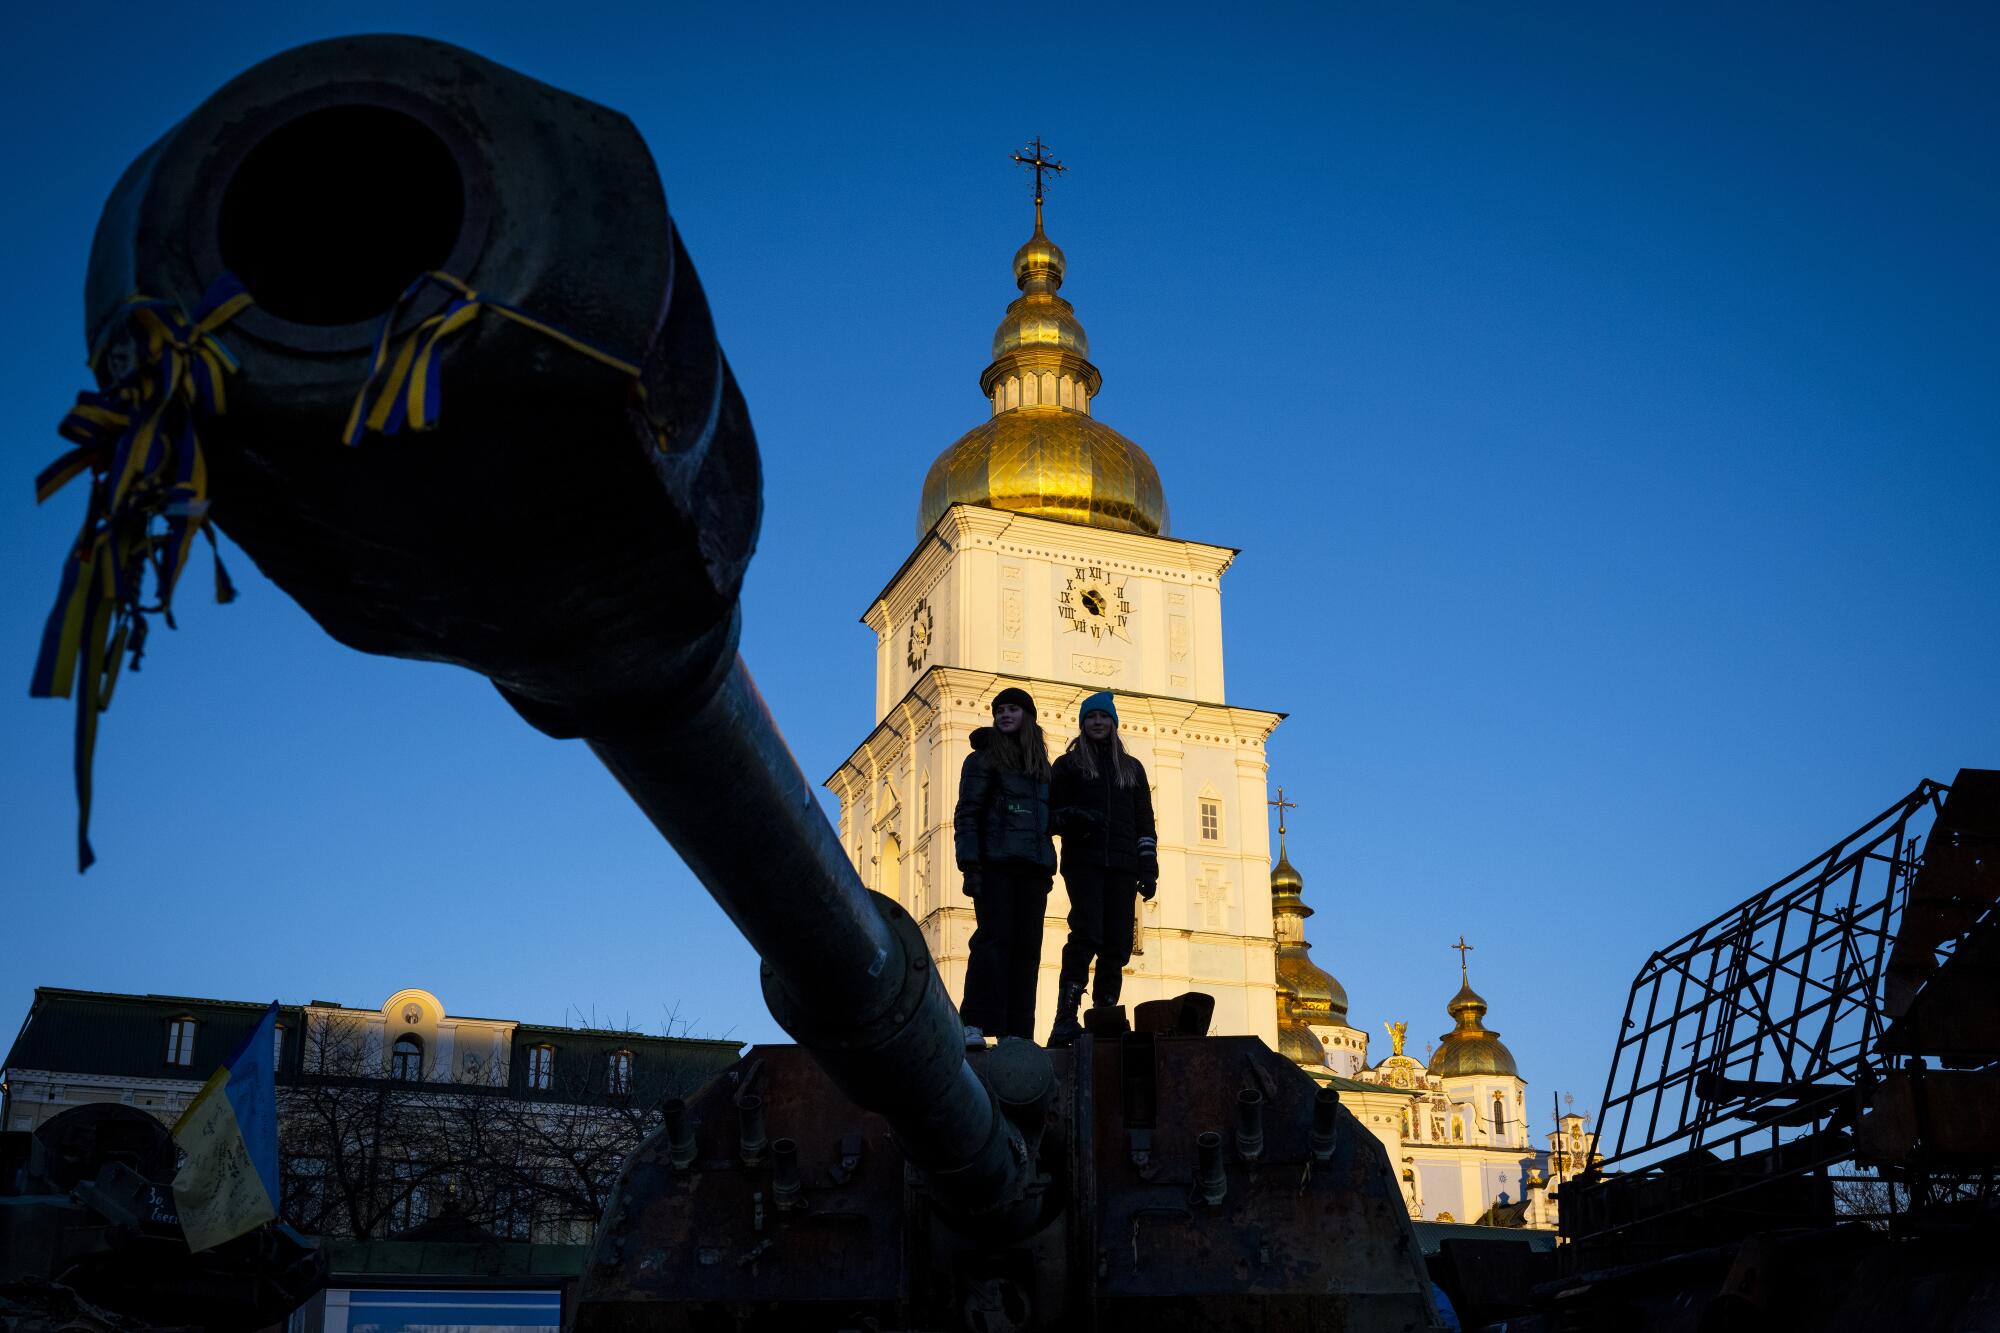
[
  {"x1": 1428, "y1": 967, "x2": 1520, "y2": 1079},
  {"x1": 1270, "y1": 835, "x2": 1349, "y2": 1022},
  {"x1": 916, "y1": 200, "x2": 1169, "y2": 538}
]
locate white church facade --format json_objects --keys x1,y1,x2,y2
[{"x1": 825, "y1": 178, "x2": 1577, "y2": 1231}]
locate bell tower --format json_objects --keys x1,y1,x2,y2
[{"x1": 826, "y1": 147, "x2": 1284, "y2": 1044}]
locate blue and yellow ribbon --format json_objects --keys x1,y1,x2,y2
[
  {"x1": 30, "y1": 274, "x2": 250, "y2": 871},
  {"x1": 342, "y1": 271, "x2": 641, "y2": 444}
]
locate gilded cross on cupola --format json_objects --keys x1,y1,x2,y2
[
  {"x1": 1268, "y1": 786, "x2": 1298, "y2": 838},
  {"x1": 1012, "y1": 136, "x2": 1066, "y2": 229},
  {"x1": 1452, "y1": 934, "x2": 1475, "y2": 980}
]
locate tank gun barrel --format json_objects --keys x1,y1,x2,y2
[{"x1": 80, "y1": 34, "x2": 1032, "y2": 1223}]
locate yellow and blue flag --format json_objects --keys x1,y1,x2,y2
[{"x1": 171, "y1": 1000, "x2": 280, "y2": 1252}]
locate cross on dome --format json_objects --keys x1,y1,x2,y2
[{"x1": 1012, "y1": 136, "x2": 1066, "y2": 229}]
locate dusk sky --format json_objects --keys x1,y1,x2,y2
[{"x1": 3, "y1": 4, "x2": 1995, "y2": 1134}]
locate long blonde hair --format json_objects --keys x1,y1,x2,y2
[
  {"x1": 1066, "y1": 727, "x2": 1137, "y2": 788},
  {"x1": 988, "y1": 721, "x2": 1052, "y2": 783}
]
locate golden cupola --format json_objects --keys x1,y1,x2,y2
[
  {"x1": 1271, "y1": 836, "x2": 1350, "y2": 1027},
  {"x1": 1428, "y1": 958, "x2": 1521, "y2": 1080},
  {"x1": 918, "y1": 160, "x2": 1168, "y2": 538}
]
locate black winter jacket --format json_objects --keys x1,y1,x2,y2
[
  {"x1": 954, "y1": 728, "x2": 1057, "y2": 872},
  {"x1": 1050, "y1": 742, "x2": 1157, "y2": 873}
]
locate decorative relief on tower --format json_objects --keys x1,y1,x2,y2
[
  {"x1": 1169, "y1": 616, "x2": 1189, "y2": 661},
  {"x1": 905, "y1": 597, "x2": 934, "y2": 673},
  {"x1": 1195, "y1": 863, "x2": 1231, "y2": 930},
  {"x1": 1002, "y1": 589, "x2": 1023, "y2": 640},
  {"x1": 1072, "y1": 654, "x2": 1122, "y2": 678}
]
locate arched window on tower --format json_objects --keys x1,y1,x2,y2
[
  {"x1": 1492, "y1": 1094, "x2": 1507, "y2": 1140},
  {"x1": 391, "y1": 1035, "x2": 423, "y2": 1082}
]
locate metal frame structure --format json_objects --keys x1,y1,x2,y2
[{"x1": 1575, "y1": 778, "x2": 1959, "y2": 1245}]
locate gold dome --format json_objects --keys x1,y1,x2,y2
[
  {"x1": 1270, "y1": 838, "x2": 1349, "y2": 1030},
  {"x1": 919, "y1": 407, "x2": 1167, "y2": 537},
  {"x1": 917, "y1": 216, "x2": 1168, "y2": 538},
  {"x1": 1428, "y1": 976, "x2": 1520, "y2": 1079},
  {"x1": 992, "y1": 228, "x2": 1088, "y2": 360}
]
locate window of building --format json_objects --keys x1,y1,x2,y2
[
  {"x1": 389, "y1": 1160, "x2": 428, "y2": 1231},
  {"x1": 282, "y1": 1155, "x2": 326, "y2": 1232},
  {"x1": 608, "y1": 1049, "x2": 634, "y2": 1095},
  {"x1": 919, "y1": 774, "x2": 930, "y2": 829},
  {"x1": 1451, "y1": 1116, "x2": 1464, "y2": 1142},
  {"x1": 1492, "y1": 1094, "x2": 1507, "y2": 1138},
  {"x1": 528, "y1": 1043, "x2": 555, "y2": 1091},
  {"x1": 496, "y1": 1187, "x2": 534, "y2": 1240},
  {"x1": 391, "y1": 1035, "x2": 423, "y2": 1082},
  {"x1": 1199, "y1": 798, "x2": 1220, "y2": 842},
  {"x1": 272, "y1": 1022, "x2": 285, "y2": 1067},
  {"x1": 165, "y1": 1017, "x2": 197, "y2": 1066}
]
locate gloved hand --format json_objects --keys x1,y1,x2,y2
[
  {"x1": 1137, "y1": 855, "x2": 1158, "y2": 901},
  {"x1": 962, "y1": 867, "x2": 983, "y2": 900}
]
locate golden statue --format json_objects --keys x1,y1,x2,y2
[{"x1": 1385, "y1": 1021, "x2": 1408, "y2": 1057}]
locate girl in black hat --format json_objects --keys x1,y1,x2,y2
[{"x1": 953, "y1": 686, "x2": 1056, "y2": 1046}]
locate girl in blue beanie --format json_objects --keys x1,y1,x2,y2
[{"x1": 1046, "y1": 691, "x2": 1157, "y2": 1044}]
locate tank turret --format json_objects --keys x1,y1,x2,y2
[{"x1": 67, "y1": 36, "x2": 1442, "y2": 1329}]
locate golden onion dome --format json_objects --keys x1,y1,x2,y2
[
  {"x1": 917, "y1": 216, "x2": 1168, "y2": 538},
  {"x1": 919, "y1": 406, "x2": 1167, "y2": 536},
  {"x1": 1269, "y1": 838, "x2": 1350, "y2": 1025},
  {"x1": 1428, "y1": 974, "x2": 1520, "y2": 1079},
  {"x1": 1271, "y1": 848, "x2": 1305, "y2": 896}
]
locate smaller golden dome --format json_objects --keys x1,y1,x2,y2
[
  {"x1": 1271, "y1": 848, "x2": 1304, "y2": 895},
  {"x1": 1013, "y1": 228, "x2": 1066, "y2": 287},
  {"x1": 1428, "y1": 974, "x2": 1520, "y2": 1079},
  {"x1": 990, "y1": 223, "x2": 1090, "y2": 361},
  {"x1": 991, "y1": 297, "x2": 1089, "y2": 361},
  {"x1": 1270, "y1": 838, "x2": 1349, "y2": 1023}
]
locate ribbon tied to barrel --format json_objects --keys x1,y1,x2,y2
[
  {"x1": 30, "y1": 274, "x2": 252, "y2": 870},
  {"x1": 32, "y1": 267, "x2": 651, "y2": 870},
  {"x1": 342, "y1": 269, "x2": 641, "y2": 443}
]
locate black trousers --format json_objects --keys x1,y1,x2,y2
[
  {"x1": 961, "y1": 864, "x2": 1052, "y2": 1039},
  {"x1": 1058, "y1": 863, "x2": 1138, "y2": 1005}
]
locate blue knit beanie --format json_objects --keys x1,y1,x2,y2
[{"x1": 1078, "y1": 691, "x2": 1118, "y2": 725}]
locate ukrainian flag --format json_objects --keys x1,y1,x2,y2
[{"x1": 172, "y1": 1000, "x2": 280, "y2": 1252}]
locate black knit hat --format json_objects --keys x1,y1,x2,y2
[{"x1": 991, "y1": 686, "x2": 1037, "y2": 719}]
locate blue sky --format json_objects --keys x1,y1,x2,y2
[{"x1": 3, "y1": 4, "x2": 1994, "y2": 1136}]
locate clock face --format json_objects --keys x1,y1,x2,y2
[
  {"x1": 905, "y1": 598, "x2": 934, "y2": 672},
  {"x1": 1059, "y1": 565, "x2": 1130, "y2": 641}
]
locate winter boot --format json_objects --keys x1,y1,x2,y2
[{"x1": 1046, "y1": 980, "x2": 1086, "y2": 1047}]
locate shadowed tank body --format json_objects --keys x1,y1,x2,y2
[{"x1": 74, "y1": 35, "x2": 1443, "y2": 1331}]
